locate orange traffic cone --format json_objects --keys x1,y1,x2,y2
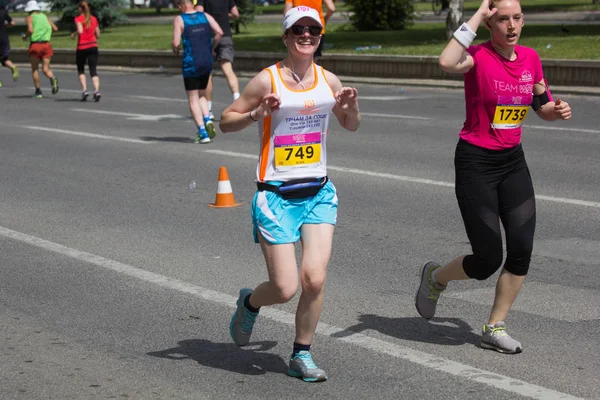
[{"x1": 208, "y1": 166, "x2": 243, "y2": 208}]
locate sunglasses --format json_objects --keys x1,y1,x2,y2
[{"x1": 289, "y1": 25, "x2": 322, "y2": 37}]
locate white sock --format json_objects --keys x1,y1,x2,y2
[
  {"x1": 233, "y1": 92, "x2": 240, "y2": 101},
  {"x1": 208, "y1": 101, "x2": 212, "y2": 112}
]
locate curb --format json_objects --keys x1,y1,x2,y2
[{"x1": 10, "y1": 49, "x2": 600, "y2": 96}]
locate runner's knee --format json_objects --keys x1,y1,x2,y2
[
  {"x1": 504, "y1": 250, "x2": 532, "y2": 276},
  {"x1": 270, "y1": 280, "x2": 298, "y2": 304},
  {"x1": 463, "y1": 248, "x2": 504, "y2": 281},
  {"x1": 300, "y1": 269, "x2": 326, "y2": 294}
]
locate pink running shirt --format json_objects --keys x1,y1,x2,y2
[{"x1": 459, "y1": 41, "x2": 552, "y2": 150}]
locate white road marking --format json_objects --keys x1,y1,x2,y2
[
  {"x1": 23, "y1": 126, "x2": 150, "y2": 144},
  {"x1": 204, "y1": 150, "x2": 600, "y2": 208},
  {"x1": 360, "y1": 96, "x2": 413, "y2": 101},
  {"x1": 29, "y1": 87, "x2": 80, "y2": 94},
  {"x1": 361, "y1": 112, "x2": 433, "y2": 120},
  {"x1": 129, "y1": 95, "x2": 188, "y2": 103},
  {"x1": 527, "y1": 125, "x2": 600, "y2": 134},
  {"x1": 0, "y1": 225, "x2": 583, "y2": 400},
  {"x1": 71, "y1": 108, "x2": 186, "y2": 121},
  {"x1": 60, "y1": 96, "x2": 600, "y2": 134}
]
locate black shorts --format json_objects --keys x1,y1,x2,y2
[
  {"x1": 0, "y1": 35, "x2": 10, "y2": 62},
  {"x1": 183, "y1": 75, "x2": 210, "y2": 91}
]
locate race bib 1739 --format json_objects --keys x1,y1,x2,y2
[{"x1": 491, "y1": 95, "x2": 532, "y2": 129}]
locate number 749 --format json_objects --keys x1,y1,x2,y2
[{"x1": 285, "y1": 146, "x2": 314, "y2": 160}]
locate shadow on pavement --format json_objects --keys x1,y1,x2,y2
[
  {"x1": 139, "y1": 136, "x2": 195, "y2": 143},
  {"x1": 148, "y1": 339, "x2": 288, "y2": 376},
  {"x1": 54, "y1": 98, "x2": 90, "y2": 102},
  {"x1": 6, "y1": 94, "x2": 40, "y2": 99},
  {"x1": 331, "y1": 314, "x2": 480, "y2": 346}
]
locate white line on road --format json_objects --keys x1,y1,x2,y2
[
  {"x1": 361, "y1": 112, "x2": 434, "y2": 120},
  {"x1": 23, "y1": 126, "x2": 150, "y2": 144},
  {"x1": 71, "y1": 108, "x2": 186, "y2": 121},
  {"x1": 527, "y1": 125, "x2": 600, "y2": 134},
  {"x1": 204, "y1": 149, "x2": 600, "y2": 208},
  {"x1": 360, "y1": 96, "x2": 413, "y2": 101},
  {"x1": 0, "y1": 225, "x2": 583, "y2": 400},
  {"x1": 129, "y1": 95, "x2": 188, "y2": 103},
  {"x1": 61, "y1": 97, "x2": 600, "y2": 134}
]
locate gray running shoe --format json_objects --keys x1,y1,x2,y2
[
  {"x1": 415, "y1": 261, "x2": 446, "y2": 319},
  {"x1": 287, "y1": 351, "x2": 327, "y2": 382},
  {"x1": 229, "y1": 288, "x2": 258, "y2": 346},
  {"x1": 481, "y1": 321, "x2": 523, "y2": 354}
]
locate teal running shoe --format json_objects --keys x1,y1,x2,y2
[
  {"x1": 288, "y1": 351, "x2": 327, "y2": 382},
  {"x1": 229, "y1": 288, "x2": 258, "y2": 346}
]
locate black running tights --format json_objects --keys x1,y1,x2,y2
[
  {"x1": 76, "y1": 47, "x2": 99, "y2": 77},
  {"x1": 454, "y1": 139, "x2": 536, "y2": 280}
]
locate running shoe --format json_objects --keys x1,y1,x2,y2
[
  {"x1": 51, "y1": 77, "x2": 59, "y2": 94},
  {"x1": 415, "y1": 261, "x2": 446, "y2": 319},
  {"x1": 229, "y1": 288, "x2": 258, "y2": 346},
  {"x1": 93, "y1": 91, "x2": 101, "y2": 102},
  {"x1": 194, "y1": 129, "x2": 211, "y2": 144},
  {"x1": 34, "y1": 89, "x2": 43, "y2": 99},
  {"x1": 205, "y1": 120, "x2": 216, "y2": 140},
  {"x1": 0, "y1": 80, "x2": 3, "y2": 88},
  {"x1": 12, "y1": 66, "x2": 19, "y2": 81},
  {"x1": 81, "y1": 91, "x2": 89, "y2": 102},
  {"x1": 288, "y1": 351, "x2": 327, "y2": 382},
  {"x1": 208, "y1": 111, "x2": 215, "y2": 120},
  {"x1": 481, "y1": 321, "x2": 523, "y2": 354}
]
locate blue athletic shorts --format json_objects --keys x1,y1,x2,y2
[{"x1": 252, "y1": 180, "x2": 338, "y2": 245}]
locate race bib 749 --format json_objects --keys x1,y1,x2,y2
[{"x1": 274, "y1": 132, "x2": 321, "y2": 168}]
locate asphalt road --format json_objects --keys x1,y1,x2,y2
[{"x1": 1, "y1": 70, "x2": 599, "y2": 400}]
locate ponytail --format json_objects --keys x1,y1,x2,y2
[{"x1": 79, "y1": 1, "x2": 91, "y2": 29}]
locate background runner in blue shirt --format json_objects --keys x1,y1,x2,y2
[{"x1": 172, "y1": 0, "x2": 222, "y2": 144}]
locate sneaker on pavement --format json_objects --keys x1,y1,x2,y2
[
  {"x1": 288, "y1": 351, "x2": 327, "y2": 382},
  {"x1": 34, "y1": 89, "x2": 43, "y2": 99},
  {"x1": 0, "y1": 80, "x2": 3, "y2": 88},
  {"x1": 205, "y1": 120, "x2": 216, "y2": 139},
  {"x1": 481, "y1": 321, "x2": 523, "y2": 354},
  {"x1": 229, "y1": 288, "x2": 258, "y2": 346},
  {"x1": 51, "y1": 77, "x2": 59, "y2": 94},
  {"x1": 208, "y1": 111, "x2": 215, "y2": 120},
  {"x1": 12, "y1": 66, "x2": 19, "y2": 81},
  {"x1": 81, "y1": 91, "x2": 89, "y2": 101},
  {"x1": 93, "y1": 91, "x2": 101, "y2": 102},
  {"x1": 415, "y1": 261, "x2": 446, "y2": 319},
  {"x1": 194, "y1": 129, "x2": 211, "y2": 144}
]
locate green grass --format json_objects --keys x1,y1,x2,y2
[
  {"x1": 412, "y1": 0, "x2": 600, "y2": 13},
  {"x1": 8, "y1": 21, "x2": 600, "y2": 59}
]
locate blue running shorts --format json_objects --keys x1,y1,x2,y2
[{"x1": 252, "y1": 180, "x2": 338, "y2": 244}]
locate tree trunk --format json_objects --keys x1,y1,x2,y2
[
  {"x1": 446, "y1": 0, "x2": 465, "y2": 40},
  {"x1": 594, "y1": 0, "x2": 600, "y2": 5}
]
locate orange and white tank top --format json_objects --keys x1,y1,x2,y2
[{"x1": 256, "y1": 62, "x2": 336, "y2": 183}]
